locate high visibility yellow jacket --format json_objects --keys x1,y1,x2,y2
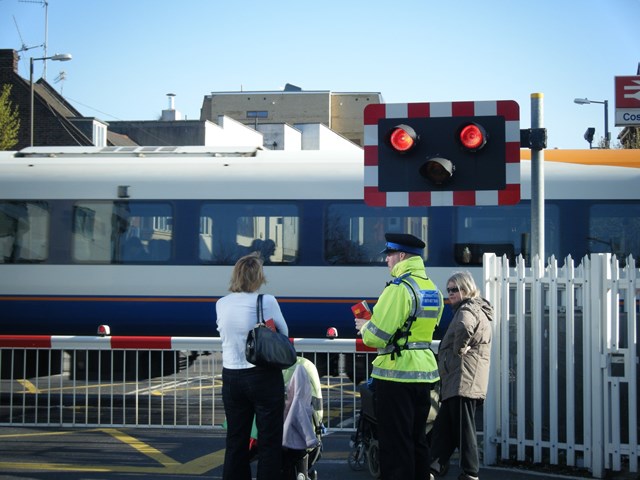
[{"x1": 361, "y1": 256, "x2": 443, "y2": 383}]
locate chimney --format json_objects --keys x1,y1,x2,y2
[
  {"x1": 0, "y1": 49, "x2": 19, "y2": 73},
  {"x1": 161, "y1": 93, "x2": 182, "y2": 121}
]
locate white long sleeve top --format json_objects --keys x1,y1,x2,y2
[{"x1": 216, "y1": 292, "x2": 289, "y2": 369}]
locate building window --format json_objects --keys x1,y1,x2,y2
[
  {"x1": 246, "y1": 111, "x2": 268, "y2": 119},
  {"x1": 92, "y1": 122, "x2": 107, "y2": 147}
]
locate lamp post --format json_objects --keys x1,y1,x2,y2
[
  {"x1": 574, "y1": 97, "x2": 609, "y2": 148},
  {"x1": 30, "y1": 53, "x2": 72, "y2": 146}
]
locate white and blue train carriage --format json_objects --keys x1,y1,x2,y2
[{"x1": 1, "y1": 146, "x2": 639, "y2": 378}]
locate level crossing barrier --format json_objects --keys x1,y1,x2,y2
[{"x1": 0, "y1": 336, "x2": 395, "y2": 432}]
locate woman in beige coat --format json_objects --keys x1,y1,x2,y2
[{"x1": 430, "y1": 271, "x2": 493, "y2": 480}]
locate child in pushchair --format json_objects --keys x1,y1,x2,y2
[
  {"x1": 248, "y1": 357, "x2": 324, "y2": 480},
  {"x1": 349, "y1": 378, "x2": 440, "y2": 478}
]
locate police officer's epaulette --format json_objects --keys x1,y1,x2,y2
[{"x1": 390, "y1": 273, "x2": 412, "y2": 285}]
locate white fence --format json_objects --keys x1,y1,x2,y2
[{"x1": 483, "y1": 253, "x2": 639, "y2": 478}]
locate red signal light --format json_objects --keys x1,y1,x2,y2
[
  {"x1": 326, "y1": 327, "x2": 339, "y2": 338},
  {"x1": 388, "y1": 125, "x2": 417, "y2": 153},
  {"x1": 459, "y1": 123, "x2": 487, "y2": 151},
  {"x1": 97, "y1": 324, "x2": 111, "y2": 336}
]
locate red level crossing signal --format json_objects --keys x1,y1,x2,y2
[{"x1": 363, "y1": 100, "x2": 520, "y2": 207}]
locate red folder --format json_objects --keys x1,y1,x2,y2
[{"x1": 351, "y1": 301, "x2": 371, "y2": 320}]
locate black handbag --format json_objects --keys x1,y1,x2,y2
[{"x1": 245, "y1": 294, "x2": 297, "y2": 369}]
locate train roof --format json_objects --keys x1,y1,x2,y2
[
  {"x1": 521, "y1": 148, "x2": 640, "y2": 168},
  {"x1": 0, "y1": 147, "x2": 639, "y2": 202}
]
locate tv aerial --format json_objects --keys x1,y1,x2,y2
[
  {"x1": 13, "y1": 15, "x2": 43, "y2": 54},
  {"x1": 18, "y1": 0, "x2": 50, "y2": 78},
  {"x1": 54, "y1": 70, "x2": 67, "y2": 93}
]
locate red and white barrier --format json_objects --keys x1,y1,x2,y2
[{"x1": 0, "y1": 335, "x2": 437, "y2": 353}]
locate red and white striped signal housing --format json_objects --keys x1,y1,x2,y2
[{"x1": 363, "y1": 100, "x2": 520, "y2": 207}]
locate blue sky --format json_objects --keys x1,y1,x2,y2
[{"x1": 1, "y1": 0, "x2": 638, "y2": 149}]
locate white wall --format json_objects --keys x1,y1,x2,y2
[
  {"x1": 256, "y1": 124, "x2": 302, "y2": 150},
  {"x1": 295, "y1": 123, "x2": 361, "y2": 151},
  {"x1": 203, "y1": 116, "x2": 264, "y2": 147}
]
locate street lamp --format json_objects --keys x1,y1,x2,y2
[
  {"x1": 574, "y1": 97, "x2": 610, "y2": 148},
  {"x1": 30, "y1": 53, "x2": 72, "y2": 146}
]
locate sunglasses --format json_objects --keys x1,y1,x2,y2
[{"x1": 447, "y1": 287, "x2": 460, "y2": 294}]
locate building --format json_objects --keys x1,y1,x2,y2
[
  {"x1": 618, "y1": 126, "x2": 639, "y2": 149},
  {"x1": 1, "y1": 47, "x2": 370, "y2": 151},
  {"x1": 0, "y1": 49, "x2": 104, "y2": 149},
  {"x1": 110, "y1": 93, "x2": 361, "y2": 152},
  {"x1": 108, "y1": 116, "x2": 264, "y2": 149},
  {"x1": 200, "y1": 83, "x2": 382, "y2": 146}
]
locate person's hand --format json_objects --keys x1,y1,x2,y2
[
  {"x1": 354, "y1": 318, "x2": 368, "y2": 335},
  {"x1": 458, "y1": 346, "x2": 471, "y2": 356}
]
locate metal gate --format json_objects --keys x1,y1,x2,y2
[{"x1": 483, "y1": 253, "x2": 638, "y2": 478}]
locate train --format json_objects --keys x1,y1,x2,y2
[{"x1": 1, "y1": 145, "x2": 639, "y2": 379}]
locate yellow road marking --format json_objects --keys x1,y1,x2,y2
[
  {"x1": 0, "y1": 429, "x2": 92, "y2": 439},
  {"x1": 0, "y1": 428, "x2": 225, "y2": 475},
  {"x1": 10, "y1": 378, "x2": 222, "y2": 395},
  {"x1": 100, "y1": 428, "x2": 180, "y2": 467},
  {"x1": 0, "y1": 459, "x2": 226, "y2": 475},
  {"x1": 16, "y1": 379, "x2": 39, "y2": 393},
  {"x1": 0, "y1": 462, "x2": 112, "y2": 473},
  {"x1": 167, "y1": 449, "x2": 226, "y2": 475}
]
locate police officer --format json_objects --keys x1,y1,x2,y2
[{"x1": 355, "y1": 233, "x2": 443, "y2": 480}]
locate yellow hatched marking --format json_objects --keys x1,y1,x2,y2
[
  {"x1": 0, "y1": 429, "x2": 87, "y2": 439},
  {"x1": 100, "y1": 428, "x2": 180, "y2": 467},
  {"x1": 0, "y1": 428, "x2": 225, "y2": 475},
  {"x1": 16, "y1": 379, "x2": 39, "y2": 394}
]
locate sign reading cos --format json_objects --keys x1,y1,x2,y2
[
  {"x1": 615, "y1": 76, "x2": 640, "y2": 127},
  {"x1": 363, "y1": 101, "x2": 521, "y2": 207}
]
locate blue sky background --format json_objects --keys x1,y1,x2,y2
[{"x1": 1, "y1": 0, "x2": 638, "y2": 149}]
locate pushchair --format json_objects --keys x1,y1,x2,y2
[
  {"x1": 348, "y1": 379, "x2": 440, "y2": 478},
  {"x1": 247, "y1": 357, "x2": 324, "y2": 480},
  {"x1": 280, "y1": 357, "x2": 324, "y2": 480}
]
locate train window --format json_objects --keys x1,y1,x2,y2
[
  {"x1": 324, "y1": 203, "x2": 428, "y2": 265},
  {"x1": 454, "y1": 205, "x2": 560, "y2": 265},
  {"x1": 589, "y1": 203, "x2": 640, "y2": 260},
  {"x1": 72, "y1": 201, "x2": 173, "y2": 263},
  {"x1": 200, "y1": 203, "x2": 299, "y2": 265},
  {"x1": 0, "y1": 201, "x2": 49, "y2": 263}
]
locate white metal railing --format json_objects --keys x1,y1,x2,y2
[
  {"x1": 483, "y1": 253, "x2": 639, "y2": 479},
  {"x1": 0, "y1": 336, "x2": 381, "y2": 432}
]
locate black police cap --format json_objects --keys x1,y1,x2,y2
[{"x1": 380, "y1": 233, "x2": 425, "y2": 255}]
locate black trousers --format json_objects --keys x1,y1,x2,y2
[
  {"x1": 374, "y1": 379, "x2": 432, "y2": 480},
  {"x1": 222, "y1": 367, "x2": 284, "y2": 480},
  {"x1": 430, "y1": 396, "x2": 480, "y2": 477}
]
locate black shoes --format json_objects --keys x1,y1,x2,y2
[
  {"x1": 430, "y1": 460, "x2": 478, "y2": 479},
  {"x1": 457, "y1": 473, "x2": 479, "y2": 480}
]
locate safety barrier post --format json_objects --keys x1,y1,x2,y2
[
  {"x1": 588, "y1": 254, "x2": 609, "y2": 478},
  {"x1": 482, "y1": 252, "x2": 499, "y2": 466}
]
